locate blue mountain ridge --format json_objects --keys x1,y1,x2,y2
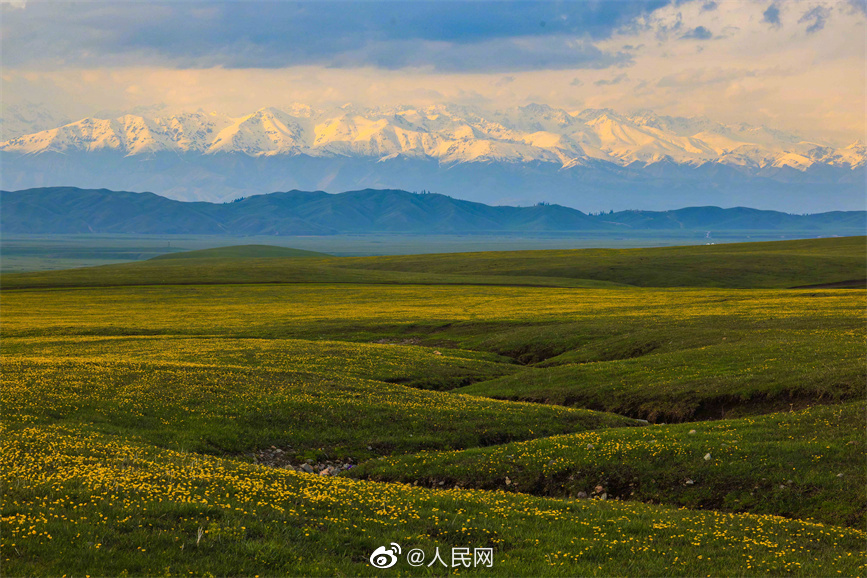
[{"x1": 2, "y1": 187, "x2": 864, "y2": 235}]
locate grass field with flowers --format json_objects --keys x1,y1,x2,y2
[
  {"x1": 1, "y1": 350, "x2": 637, "y2": 459},
  {"x1": 5, "y1": 282, "x2": 862, "y2": 421},
  {"x1": 1, "y1": 237, "x2": 864, "y2": 576},
  {"x1": 3, "y1": 422, "x2": 865, "y2": 577}
]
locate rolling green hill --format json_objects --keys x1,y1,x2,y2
[
  {"x1": 340, "y1": 236, "x2": 867, "y2": 288},
  {"x1": 351, "y1": 401, "x2": 867, "y2": 528},
  {"x1": 2, "y1": 236, "x2": 865, "y2": 289},
  {"x1": 452, "y1": 324, "x2": 865, "y2": 422},
  {"x1": 3, "y1": 235, "x2": 865, "y2": 576},
  {"x1": 4, "y1": 282, "x2": 862, "y2": 422}
]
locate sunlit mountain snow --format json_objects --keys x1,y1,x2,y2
[{"x1": 3, "y1": 103, "x2": 862, "y2": 171}]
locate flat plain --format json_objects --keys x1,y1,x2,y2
[{"x1": 1, "y1": 237, "x2": 865, "y2": 576}]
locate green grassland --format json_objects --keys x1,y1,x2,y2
[
  {"x1": 1, "y1": 255, "x2": 622, "y2": 289},
  {"x1": 3, "y1": 350, "x2": 635, "y2": 460},
  {"x1": 453, "y1": 327, "x2": 865, "y2": 421},
  {"x1": 3, "y1": 422, "x2": 864, "y2": 577},
  {"x1": 3, "y1": 236, "x2": 865, "y2": 289},
  {"x1": 351, "y1": 401, "x2": 866, "y2": 528},
  {"x1": 2, "y1": 335, "x2": 517, "y2": 390},
  {"x1": 3, "y1": 232, "x2": 846, "y2": 274},
  {"x1": 1, "y1": 237, "x2": 865, "y2": 576},
  {"x1": 4, "y1": 282, "x2": 862, "y2": 421},
  {"x1": 339, "y1": 236, "x2": 867, "y2": 288}
]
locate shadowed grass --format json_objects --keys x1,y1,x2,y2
[
  {"x1": 454, "y1": 327, "x2": 865, "y2": 421},
  {"x1": 350, "y1": 402, "x2": 867, "y2": 528}
]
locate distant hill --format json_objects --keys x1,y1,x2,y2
[
  {"x1": 2, "y1": 187, "x2": 864, "y2": 236},
  {"x1": 3, "y1": 236, "x2": 864, "y2": 290},
  {"x1": 150, "y1": 245, "x2": 329, "y2": 260}
]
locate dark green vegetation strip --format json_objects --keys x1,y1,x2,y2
[
  {"x1": 351, "y1": 402, "x2": 867, "y2": 528},
  {"x1": 3, "y1": 236, "x2": 865, "y2": 289}
]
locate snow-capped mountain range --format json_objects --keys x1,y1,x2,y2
[{"x1": 2, "y1": 103, "x2": 864, "y2": 171}]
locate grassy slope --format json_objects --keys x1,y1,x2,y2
[
  {"x1": 3, "y1": 236, "x2": 865, "y2": 289},
  {"x1": 454, "y1": 327, "x2": 865, "y2": 421},
  {"x1": 2, "y1": 238, "x2": 865, "y2": 576},
  {"x1": 2, "y1": 352, "x2": 636, "y2": 461},
  {"x1": 339, "y1": 236, "x2": 867, "y2": 288},
  {"x1": 3, "y1": 422, "x2": 864, "y2": 577},
  {"x1": 4, "y1": 282, "x2": 862, "y2": 421},
  {"x1": 2, "y1": 335, "x2": 519, "y2": 391},
  {"x1": 351, "y1": 402, "x2": 867, "y2": 528},
  {"x1": 0, "y1": 256, "x2": 621, "y2": 289}
]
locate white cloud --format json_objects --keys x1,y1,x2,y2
[
  {"x1": 590, "y1": 0, "x2": 866, "y2": 144},
  {"x1": 2, "y1": 0, "x2": 863, "y2": 145}
]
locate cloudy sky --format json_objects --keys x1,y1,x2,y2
[{"x1": 2, "y1": 0, "x2": 865, "y2": 144}]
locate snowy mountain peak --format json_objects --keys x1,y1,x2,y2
[{"x1": 1, "y1": 104, "x2": 863, "y2": 171}]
